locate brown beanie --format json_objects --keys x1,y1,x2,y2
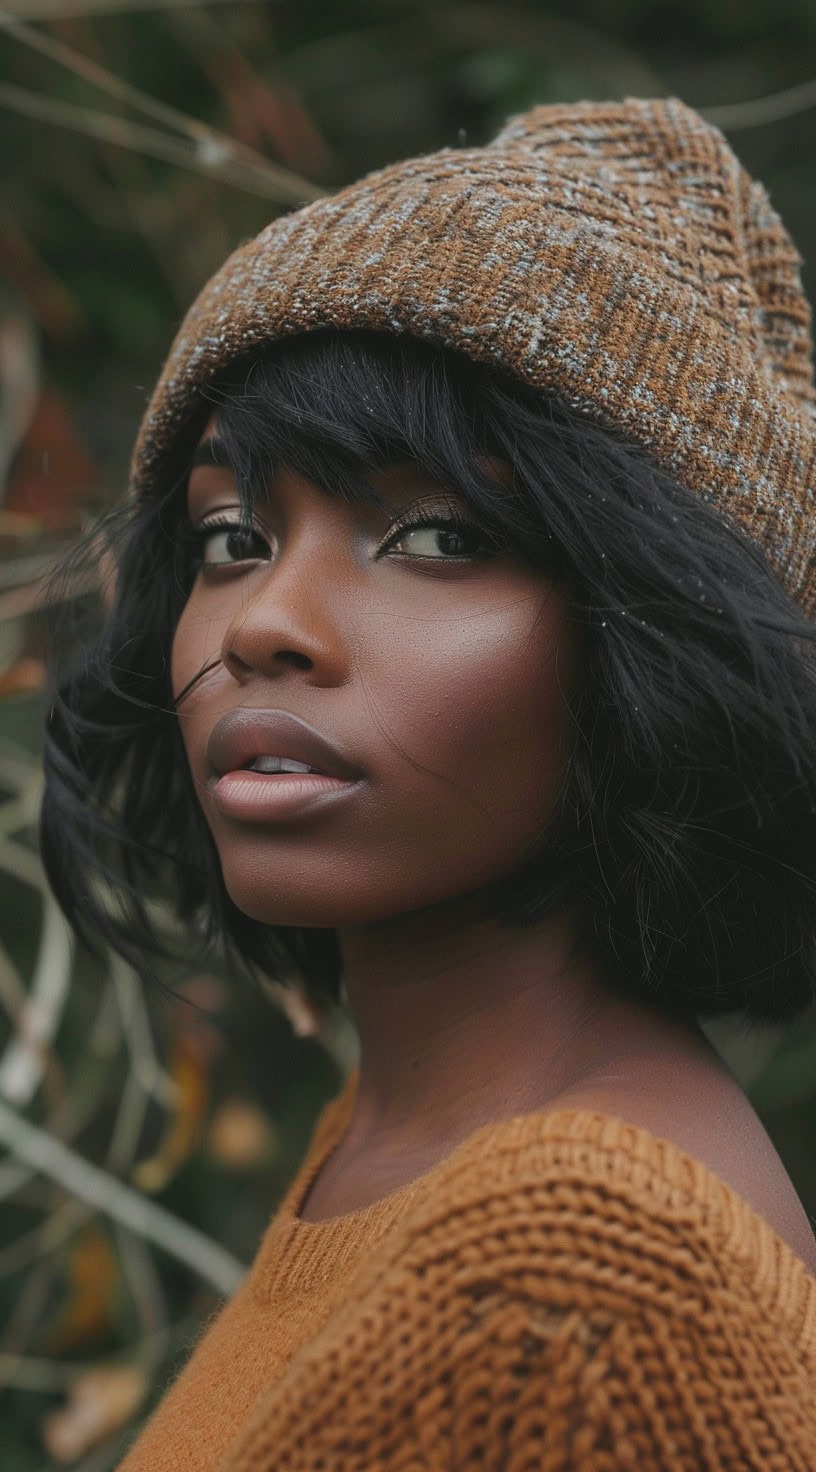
[{"x1": 131, "y1": 96, "x2": 816, "y2": 618}]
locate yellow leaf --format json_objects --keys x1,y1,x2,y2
[
  {"x1": 42, "y1": 1364, "x2": 146, "y2": 1463},
  {"x1": 207, "y1": 1098, "x2": 276, "y2": 1170}
]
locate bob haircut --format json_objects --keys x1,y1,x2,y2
[{"x1": 40, "y1": 328, "x2": 816, "y2": 1027}]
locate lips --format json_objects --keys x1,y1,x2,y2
[{"x1": 206, "y1": 708, "x2": 363, "y2": 783}]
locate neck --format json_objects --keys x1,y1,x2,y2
[{"x1": 333, "y1": 889, "x2": 705, "y2": 1155}]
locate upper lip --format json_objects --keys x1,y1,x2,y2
[{"x1": 206, "y1": 708, "x2": 363, "y2": 782}]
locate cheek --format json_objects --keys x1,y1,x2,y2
[
  {"x1": 170, "y1": 598, "x2": 222, "y2": 700},
  {"x1": 359, "y1": 583, "x2": 580, "y2": 849}
]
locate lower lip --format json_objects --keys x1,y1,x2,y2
[{"x1": 208, "y1": 770, "x2": 362, "y2": 821}]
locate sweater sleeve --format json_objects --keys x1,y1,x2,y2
[{"x1": 221, "y1": 1178, "x2": 816, "y2": 1472}]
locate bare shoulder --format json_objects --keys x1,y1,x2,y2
[{"x1": 555, "y1": 1054, "x2": 816, "y2": 1277}]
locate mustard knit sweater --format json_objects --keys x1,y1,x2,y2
[{"x1": 117, "y1": 1066, "x2": 816, "y2": 1471}]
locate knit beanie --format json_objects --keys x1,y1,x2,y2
[{"x1": 131, "y1": 96, "x2": 816, "y2": 618}]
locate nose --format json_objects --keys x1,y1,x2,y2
[{"x1": 220, "y1": 513, "x2": 354, "y2": 686}]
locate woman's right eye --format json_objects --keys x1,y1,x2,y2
[{"x1": 188, "y1": 516, "x2": 270, "y2": 569}]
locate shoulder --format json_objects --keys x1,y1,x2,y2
[
  {"x1": 552, "y1": 1060, "x2": 816, "y2": 1276},
  {"x1": 220, "y1": 1092, "x2": 816, "y2": 1472}
]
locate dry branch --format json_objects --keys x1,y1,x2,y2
[
  {"x1": 0, "y1": 13, "x2": 324, "y2": 200},
  {"x1": 0, "y1": 1097, "x2": 247, "y2": 1293},
  {"x1": 0, "y1": 79, "x2": 324, "y2": 203},
  {"x1": 701, "y1": 78, "x2": 816, "y2": 129}
]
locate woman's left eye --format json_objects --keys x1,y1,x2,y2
[{"x1": 379, "y1": 513, "x2": 493, "y2": 561}]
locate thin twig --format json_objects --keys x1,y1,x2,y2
[
  {"x1": 0, "y1": 772, "x2": 44, "y2": 835},
  {"x1": 0, "y1": 307, "x2": 40, "y2": 496},
  {"x1": 0, "y1": 13, "x2": 323, "y2": 196},
  {"x1": 0, "y1": 1096, "x2": 247, "y2": 1293},
  {"x1": 0, "y1": 734, "x2": 41, "y2": 791},
  {"x1": 0, "y1": 81, "x2": 325, "y2": 203},
  {"x1": 0, "y1": 993, "x2": 169, "y2": 1276},
  {"x1": 45, "y1": 1423, "x2": 137, "y2": 1472},
  {"x1": 0, "y1": 933, "x2": 66, "y2": 1120},
  {"x1": 0, "y1": 540, "x2": 79, "y2": 591},
  {"x1": 0, "y1": 893, "x2": 67, "y2": 1121},
  {"x1": 701, "y1": 77, "x2": 816, "y2": 130},
  {"x1": 108, "y1": 952, "x2": 178, "y2": 1110},
  {"x1": 0, "y1": 1251, "x2": 57, "y2": 1354},
  {"x1": 0, "y1": 834, "x2": 186, "y2": 955},
  {"x1": 104, "y1": 1066, "x2": 151, "y2": 1177},
  {"x1": 0, "y1": 890, "x2": 74, "y2": 1106},
  {"x1": 0, "y1": 1315, "x2": 187, "y2": 1392},
  {"x1": 114, "y1": 1222, "x2": 169, "y2": 1365},
  {"x1": 0, "y1": 968, "x2": 123, "y2": 1206},
  {"x1": 0, "y1": 563, "x2": 99, "y2": 622},
  {"x1": 0, "y1": 1195, "x2": 89, "y2": 1278},
  {"x1": 89, "y1": 873, "x2": 190, "y2": 943},
  {"x1": 0, "y1": 934, "x2": 28, "y2": 1021},
  {"x1": 95, "y1": 142, "x2": 214, "y2": 309},
  {"x1": 0, "y1": 833, "x2": 43, "y2": 889},
  {"x1": 0, "y1": 1157, "x2": 32, "y2": 1200},
  {"x1": 4, "y1": 0, "x2": 270, "y2": 15},
  {"x1": 88, "y1": 974, "x2": 121, "y2": 1061},
  {"x1": 0, "y1": 1350, "x2": 100, "y2": 1390}
]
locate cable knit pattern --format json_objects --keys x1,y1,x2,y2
[
  {"x1": 116, "y1": 1067, "x2": 816, "y2": 1471},
  {"x1": 130, "y1": 97, "x2": 816, "y2": 617}
]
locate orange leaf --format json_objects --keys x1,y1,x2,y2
[
  {"x1": 132, "y1": 1040, "x2": 210, "y2": 1193},
  {"x1": 40, "y1": 1227, "x2": 120, "y2": 1354},
  {"x1": 223, "y1": 76, "x2": 331, "y2": 174},
  {"x1": 5, "y1": 387, "x2": 100, "y2": 529},
  {"x1": 0, "y1": 657, "x2": 46, "y2": 698}
]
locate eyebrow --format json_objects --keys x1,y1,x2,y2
[{"x1": 189, "y1": 436, "x2": 234, "y2": 471}]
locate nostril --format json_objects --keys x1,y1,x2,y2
[{"x1": 275, "y1": 651, "x2": 312, "y2": 669}]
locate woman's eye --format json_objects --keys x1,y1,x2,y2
[
  {"x1": 184, "y1": 509, "x2": 493, "y2": 572},
  {"x1": 381, "y1": 514, "x2": 492, "y2": 561},
  {"x1": 190, "y1": 518, "x2": 269, "y2": 568}
]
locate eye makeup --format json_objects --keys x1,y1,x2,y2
[{"x1": 177, "y1": 493, "x2": 497, "y2": 574}]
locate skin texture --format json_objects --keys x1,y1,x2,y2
[{"x1": 170, "y1": 416, "x2": 809, "y2": 1240}]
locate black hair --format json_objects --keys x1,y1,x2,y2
[{"x1": 39, "y1": 329, "x2": 816, "y2": 1026}]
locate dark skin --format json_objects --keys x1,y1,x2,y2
[{"x1": 171, "y1": 417, "x2": 816, "y2": 1262}]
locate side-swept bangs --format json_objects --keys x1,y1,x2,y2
[{"x1": 40, "y1": 329, "x2": 816, "y2": 1026}]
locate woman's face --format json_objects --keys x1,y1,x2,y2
[{"x1": 171, "y1": 417, "x2": 584, "y2": 928}]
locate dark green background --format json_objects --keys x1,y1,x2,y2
[{"x1": 1, "y1": 3, "x2": 816, "y2": 1466}]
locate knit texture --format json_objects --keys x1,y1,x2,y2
[
  {"x1": 130, "y1": 96, "x2": 816, "y2": 618},
  {"x1": 116, "y1": 1066, "x2": 816, "y2": 1471}
]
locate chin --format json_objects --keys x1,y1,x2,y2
[
  {"x1": 219, "y1": 877, "x2": 380, "y2": 930},
  {"x1": 219, "y1": 866, "x2": 470, "y2": 931}
]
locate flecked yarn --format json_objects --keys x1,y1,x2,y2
[{"x1": 131, "y1": 96, "x2": 816, "y2": 617}]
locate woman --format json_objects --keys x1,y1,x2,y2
[{"x1": 41, "y1": 97, "x2": 816, "y2": 1468}]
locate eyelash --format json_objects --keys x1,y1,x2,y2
[{"x1": 181, "y1": 504, "x2": 494, "y2": 572}]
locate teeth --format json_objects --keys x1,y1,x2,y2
[{"x1": 247, "y1": 756, "x2": 320, "y2": 774}]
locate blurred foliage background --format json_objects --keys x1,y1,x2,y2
[{"x1": 1, "y1": 0, "x2": 816, "y2": 1465}]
